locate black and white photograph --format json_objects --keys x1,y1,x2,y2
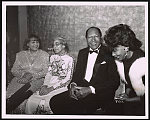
[{"x1": 2, "y1": 1, "x2": 148, "y2": 119}]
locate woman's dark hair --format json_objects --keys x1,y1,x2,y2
[
  {"x1": 23, "y1": 34, "x2": 42, "y2": 50},
  {"x1": 104, "y1": 24, "x2": 142, "y2": 51},
  {"x1": 85, "y1": 26, "x2": 102, "y2": 38}
]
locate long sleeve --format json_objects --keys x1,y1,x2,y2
[
  {"x1": 43, "y1": 56, "x2": 53, "y2": 86},
  {"x1": 53, "y1": 56, "x2": 74, "y2": 89},
  {"x1": 11, "y1": 52, "x2": 26, "y2": 78}
]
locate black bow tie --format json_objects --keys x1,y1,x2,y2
[{"x1": 89, "y1": 50, "x2": 99, "y2": 54}]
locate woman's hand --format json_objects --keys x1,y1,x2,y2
[
  {"x1": 115, "y1": 93, "x2": 129, "y2": 103},
  {"x1": 29, "y1": 78, "x2": 44, "y2": 93},
  {"x1": 17, "y1": 72, "x2": 33, "y2": 84},
  {"x1": 22, "y1": 72, "x2": 33, "y2": 80},
  {"x1": 39, "y1": 85, "x2": 54, "y2": 96},
  {"x1": 115, "y1": 93, "x2": 142, "y2": 103}
]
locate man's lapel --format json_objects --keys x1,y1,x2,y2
[
  {"x1": 82, "y1": 48, "x2": 89, "y2": 76},
  {"x1": 91, "y1": 46, "x2": 107, "y2": 81},
  {"x1": 82, "y1": 46, "x2": 107, "y2": 82},
  {"x1": 95, "y1": 46, "x2": 105, "y2": 63}
]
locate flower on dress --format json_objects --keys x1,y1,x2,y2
[{"x1": 49, "y1": 56, "x2": 67, "y2": 80}]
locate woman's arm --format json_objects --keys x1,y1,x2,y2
[
  {"x1": 11, "y1": 52, "x2": 26, "y2": 77},
  {"x1": 125, "y1": 96, "x2": 141, "y2": 102},
  {"x1": 115, "y1": 92, "x2": 141, "y2": 103},
  {"x1": 53, "y1": 57, "x2": 74, "y2": 90},
  {"x1": 39, "y1": 56, "x2": 74, "y2": 96}
]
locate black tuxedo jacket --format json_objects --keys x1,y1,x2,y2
[{"x1": 70, "y1": 45, "x2": 120, "y2": 105}]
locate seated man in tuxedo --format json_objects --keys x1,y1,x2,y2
[{"x1": 50, "y1": 26, "x2": 120, "y2": 114}]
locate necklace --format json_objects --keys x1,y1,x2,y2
[{"x1": 27, "y1": 50, "x2": 39, "y2": 65}]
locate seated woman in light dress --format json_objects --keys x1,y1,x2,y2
[
  {"x1": 25, "y1": 37, "x2": 74, "y2": 114},
  {"x1": 6, "y1": 34, "x2": 50, "y2": 114}
]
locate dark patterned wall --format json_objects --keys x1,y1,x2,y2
[{"x1": 27, "y1": 5, "x2": 145, "y2": 59}]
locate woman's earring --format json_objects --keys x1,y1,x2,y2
[
  {"x1": 124, "y1": 47, "x2": 129, "y2": 58},
  {"x1": 124, "y1": 47, "x2": 129, "y2": 51},
  {"x1": 124, "y1": 52, "x2": 128, "y2": 58}
]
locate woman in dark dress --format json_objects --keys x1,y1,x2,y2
[{"x1": 104, "y1": 24, "x2": 146, "y2": 115}]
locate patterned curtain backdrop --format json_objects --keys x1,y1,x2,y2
[{"x1": 27, "y1": 5, "x2": 145, "y2": 60}]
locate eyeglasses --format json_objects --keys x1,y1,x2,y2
[{"x1": 53, "y1": 42, "x2": 62, "y2": 47}]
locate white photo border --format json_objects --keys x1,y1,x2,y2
[{"x1": 2, "y1": 1, "x2": 149, "y2": 119}]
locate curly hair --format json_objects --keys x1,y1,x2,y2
[
  {"x1": 23, "y1": 34, "x2": 42, "y2": 50},
  {"x1": 104, "y1": 24, "x2": 142, "y2": 51}
]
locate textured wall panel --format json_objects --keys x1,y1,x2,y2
[{"x1": 27, "y1": 5, "x2": 145, "y2": 60}]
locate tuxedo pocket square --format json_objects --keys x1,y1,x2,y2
[{"x1": 100, "y1": 61, "x2": 106, "y2": 64}]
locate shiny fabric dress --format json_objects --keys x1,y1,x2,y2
[{"x1": 6, "y1": 49, "x2": 49, "y2": 114}]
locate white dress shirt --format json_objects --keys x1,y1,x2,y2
[
  {"x1": 84, "y1": 49, "x2": 98, "y2": 82},
  {"x1": 70, "y1": 46, "x2": 101, "y2": 94},
  {"x1": 84, "y1": 47, "x2": 100, "y2": 94}
]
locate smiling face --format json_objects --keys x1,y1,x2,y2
[
  {"x1": 27, "y1": 37, "x2": 40, "y2": 51},
  {"x1": 53, "y1": 39, "x2": 65, "y2": 55},
  {"x1": 86, "y1": 28, "x2": 102, "y2": 50},
  {"x1": 112, "y1": 45, "x2": 129, "y2": 61}
]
